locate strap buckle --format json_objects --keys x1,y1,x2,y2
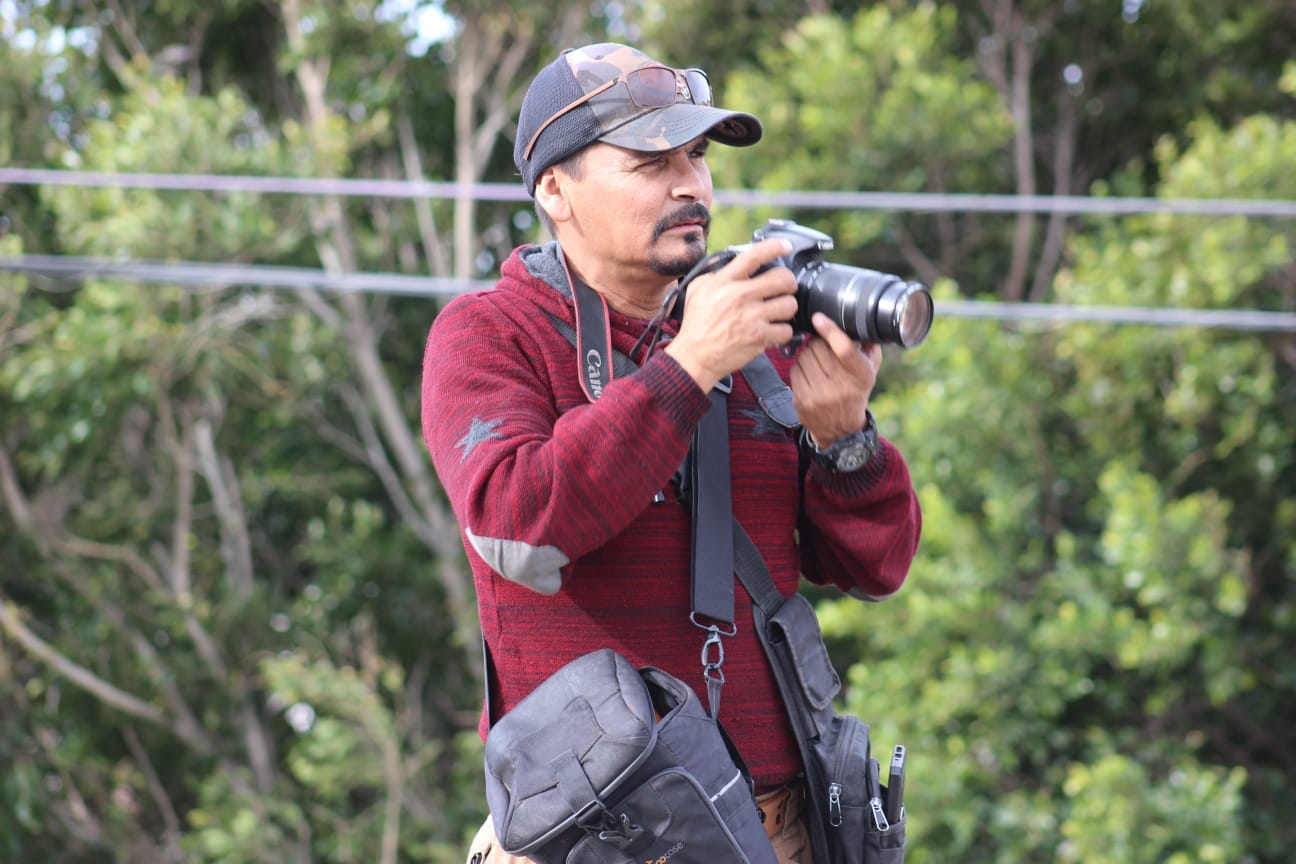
[
  {"x1": 690, "y1": 615, "x2": 737, "y2": 718},
  {"x1": 698, "y1": 624, "x2": 727, "y2": 685}
]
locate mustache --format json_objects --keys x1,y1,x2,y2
[{"x1": 653, "y1": 203, "x2": 711, "y2": 240}]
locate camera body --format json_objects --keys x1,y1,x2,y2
[{"x1": 748, "y1": 219, "x2": 933, "y2": 348}]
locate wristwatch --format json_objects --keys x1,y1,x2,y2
[{"x1": 803, "y1": 411, "x2": 879, "y2": 473}]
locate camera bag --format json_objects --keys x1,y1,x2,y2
[{"x1": 483, "y1": 647, "x2": 777, "y2": 864}]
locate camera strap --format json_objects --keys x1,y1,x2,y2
[{"x1": 562, "y1": 248, "x2": 617, "y2": 403}]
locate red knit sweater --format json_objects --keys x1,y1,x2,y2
[{"x1": 420, "y1": 243, "x2": 921, "y2": 791}]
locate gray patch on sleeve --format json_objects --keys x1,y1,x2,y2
[
  {"x1": 847, "y1": 584, "x2": 902, "y2": 602},
  {"x1": 466, "y1": 529, "x2": 569, "y2": 595}
]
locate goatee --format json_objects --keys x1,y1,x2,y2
[
  {"x1": 650, "y1": 203, "x2": 711, "y2": 276},
  {"x1": 649, "y1": 231, "x2": 707, "y2": 276}
]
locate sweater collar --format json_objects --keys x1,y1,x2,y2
[{"x1": 517, "y1": 242, "x2": 572, "y2": 301}]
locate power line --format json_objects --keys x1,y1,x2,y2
[
  {"x1": 4, "y1": 167, "x2": 1296, "y2": 217},
  {"x1": 935, "y1": 300, "x2": 1296, "y2": 331},
  {"x1": 4, "y1": 254, "x2": 1294, "y2": 332},
  {"x1": 0, "y1": 255, "x2": 476, "y2": 298}
]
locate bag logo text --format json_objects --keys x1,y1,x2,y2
[{"x1": 644, "y1": 841, "x2": 684, "y2": 864}]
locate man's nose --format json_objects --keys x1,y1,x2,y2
[{"x1": 669, "y1": 156, "x2": 709, "y2": 201}]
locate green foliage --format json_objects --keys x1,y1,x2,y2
[
  {"x1": 1, "y1": 270, "x2": 479, "y2": 860},
  {"x1": 709, "y1": 5, "x2": 1012, "y2": 255},
  {"x1": 43, "y1": 79, "x2": 306, "y2": 261},
  {"x1": 823, "y1": 323, "x2": 1269, "y2": 860},
  {"x1": 1057, "y1": 753, "x2": 1245, "y2": 864},
  {"x1": 183, "y1": 769, "x2": 309, "y2": 864},
  {"x1": 816, "y1": 100, "x2": 1294, "y2": 861}
]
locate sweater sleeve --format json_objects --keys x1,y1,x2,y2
[
  {"x1": 421, "y1": 292, "x2": 711, "y2": 594},
  {"x1": 798, "y1": 434, "x2": 923, "y2": 601}
]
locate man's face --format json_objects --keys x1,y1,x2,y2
[{"x1": 558, "y1": 137, "x2": 714, "y2": 280}]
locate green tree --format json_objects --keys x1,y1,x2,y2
[
  {"x1": 705, "y1": 4, "x2": 1013, "y2": 289},
  {"x1": 820, "y1": 69, "x2": 1295, "y2": 862}
]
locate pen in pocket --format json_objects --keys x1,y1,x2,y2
[{"x1": 885, "y1": 744, "x2": 906, "y2": 824}]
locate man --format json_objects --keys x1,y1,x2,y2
[{"x1": 421, "y1": 42, "x2": 922, "y2": 863}]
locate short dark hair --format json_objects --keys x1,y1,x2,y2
[{"x1": 534, "y1": 148, "x2": 587, "y2": 239}]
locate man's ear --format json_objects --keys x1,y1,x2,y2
[{"x1": 534, "y1": 167, "x2": 573, "y2": 224}]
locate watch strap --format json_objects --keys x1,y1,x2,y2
[{"x1": 803, "y1": 410, "x2": 878, "y2": 473}]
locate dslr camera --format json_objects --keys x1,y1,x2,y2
[{"x1": 681, "y1": 219, "x2": 934, "y2": 348}]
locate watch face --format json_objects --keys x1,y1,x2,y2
[{"x1": 835, "y1": 443, "x2": 871, "y2": 472}]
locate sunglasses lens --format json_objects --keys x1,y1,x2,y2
[
  {"x1": 626, "y1": 66, "x2": 680, "y2": 108},
  {"x1": 684, "y1": 70, "x2": 712, "y2": 106}
]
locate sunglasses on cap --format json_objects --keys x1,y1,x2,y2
[{"x1": 522, "y1": 65, "x2": 713, "y2": 162}]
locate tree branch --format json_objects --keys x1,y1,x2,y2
[
  {"x1": 397, "y1": 109, "x2": 450, "y2": 277},
  {"x1": 278, "y1": 0, "x2": 496, "y2": 679},
  {"x1": 4, "y1": 414, "x2": 218, "y2": 751},
  {"x1": 0, "y1": 595, "x2": 166, "y2": 726},
  {"x1": 122, "y1": 725, "x2": 184, "y2": 854},
  {"x1": 55, "y1": 535, "x2": 168, "y2": 597},
  {"x1": 1028, "y1": 83, "x2": 1080, "y2": 302},
  {"x1": 1003, "y1": 9, "x2": 1036, "y2": 302},
  {"x1": 167, "y1": 404, "x2": 197, "y2": 599},
  {"x1": 194, "y1": 418, "x2": 255, "y2": 599},
  {"x1": 54, "y1": 559, "x2": 213, "y2": 752},
  {"x1": 893, "y1": 223, "x2": 946, "y2": 288},
  {"x1": 100, "y1": 0, "x2": 150, "y2": 63},
  {"x1": 0, "y1": 442, "x2": 35, "y2": 535}
]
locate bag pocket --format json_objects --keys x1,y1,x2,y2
[
  {"x1": 769, "y1": 592, "x2": 840, "y2": 713},
  {"x1": 863, "y1": 811, "x2": 905, "y2": 864},
  {"x1": 817, "y1": 714, "x2": 870, "y2": 864},
  {"x1": 486, "y1": 650, "x2": 657, "y2": 856},
  {"x1": 809, "y1": 714, "x2": 907, "y2": 864},
  {"x1": 566, "y1": 768, "x2": 752, "y2": 864}
]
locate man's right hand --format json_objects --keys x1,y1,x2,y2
[{"x1": 664, "y1": 238, "x2": 800, "y2": 393}]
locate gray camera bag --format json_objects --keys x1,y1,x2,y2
[{"x1": 483, "y1": 648, "x2": 777, "y2": 864}]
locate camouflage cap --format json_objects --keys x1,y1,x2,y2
[{"x1": 514, "y1": 43, "x2": 763, "y2": 196}]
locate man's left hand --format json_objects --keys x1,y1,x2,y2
[{"x1": 790, "y1": 312, "x2": 881, "y2": 447}]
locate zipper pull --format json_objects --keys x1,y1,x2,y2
[
  {"x1": 828, "y1": 782, "x2": 843, "y2": 827},
  {"x1": 870, "y1": 798, "x2": 891, "y2": 832}
]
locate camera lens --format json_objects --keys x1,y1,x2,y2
[
  {"x1": 799, "y1": 264, "x2": 933, "y2": 347},
  {"x1": 878, "y1": 282, "x2": 934, "y2": 348}
]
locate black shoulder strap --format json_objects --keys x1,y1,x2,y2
[
  {"x1": 730, "y1": 518, "x2": 784, "y2": 617},
  {"x1": 691, "y1": 384, "x2": 736, "y2": 718},
  {"x1": 691, "y1": 384, "x2": 736, "y2": 627}
]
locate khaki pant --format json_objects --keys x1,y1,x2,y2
[{"x1": 465, "y1": 781, "x2": 812, "y2": 864}]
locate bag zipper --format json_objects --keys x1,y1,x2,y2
[{"x1": 827, "y1": 718, "x2": 859, "y2": 828}]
